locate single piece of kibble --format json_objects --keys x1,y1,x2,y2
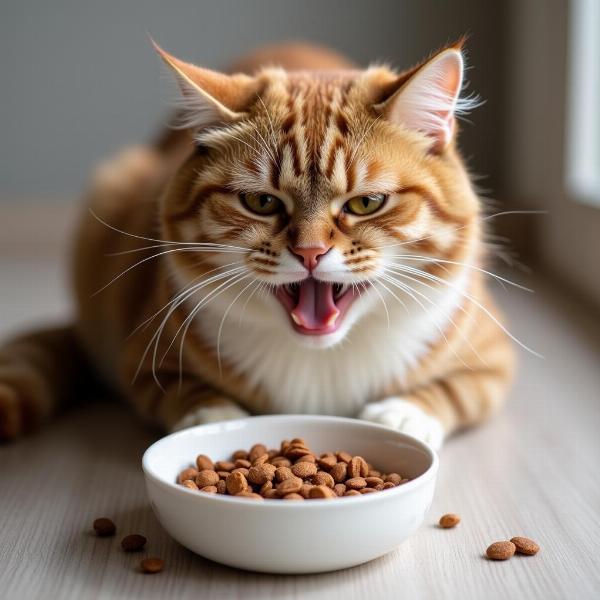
[
  {"x1": 291, "y1": 461, "x2": 318, "y2": 479},
  {"x1": 177, "y1": 467, "x2": 199, "y2": 484},
  {"x1": 195, "y1": 454, "x2": 214, "y2": 471},
  {"x1": 439, "y1": 513, "x2": 461, "y2": 528},
  {"x1": 181, "y1": 479, "x2": 199, "y2": 491},
  {"x1": 195, "y1": 469, "x2": 219, "y2": 488},
  {"x1": 308, "y1": 484, "x2": 336, "y2": 499},
  {"x1": 121, "y1": 534, "x2": 147, "y2": 552},
  {"x1": 93, "y1": 518, "x2": 116, "y2": 537},
  {"x1": 510, "y1": 536, "x2": 540, "y2": 555},
  {"x1": 486, "y1": 541, "x2": 516, "y2": 560},
  {"x1": 141, "y1": 557, "x2": 165, "y2": 574}
]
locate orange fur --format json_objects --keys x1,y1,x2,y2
[{"x1": 0, "y1": 42, "x2": 513, "y2": 442}]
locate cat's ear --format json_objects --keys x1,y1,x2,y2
[
  {"x1": 374, "y1": 46, "x2": 468, "y2": 153},
  {"x1": 152, "y1": 40, "x2": 259, "y2": 129}
]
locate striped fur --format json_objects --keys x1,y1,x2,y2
[{"x1": 0, "y1": 42, "x2": 513, "y2": 445}]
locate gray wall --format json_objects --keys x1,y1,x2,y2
[{"x1": 1, "y1": 0, "x2": 506, "y2": 201}]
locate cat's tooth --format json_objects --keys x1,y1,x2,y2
[
  {"x1": 291, "y1": 313, "x2": 302, "y2": 325},
  {"x1": 326, "y1": 313, "x2": 339, "y2": 327}
]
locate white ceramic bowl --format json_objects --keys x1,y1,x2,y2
[{"x1": 142, "y1": 415, "x2": 438, "y2": 574}]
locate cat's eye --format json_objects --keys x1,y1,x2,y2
[
  {"x1": 240, "y1": 192, "x2": 284, "y2": 216},
  {"x1": 343, "y1": 194, "x2": 387, "y2": 216}
]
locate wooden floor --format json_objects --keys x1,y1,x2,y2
[{"x1": 0, "y1": 252, "x2": 599, "y2": 599}]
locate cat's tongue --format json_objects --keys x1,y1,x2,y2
[{"x1": 291, "y1": 279, "x2": 340, "y2": 331}]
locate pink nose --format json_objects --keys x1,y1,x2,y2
[{"x1": 290, "y1": 245, "x2": 331, "y2": 271}]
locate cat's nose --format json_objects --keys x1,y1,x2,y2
[{"x1": 289, "y1": 244, "x2": 332, "y2": 271}]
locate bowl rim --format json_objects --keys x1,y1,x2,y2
[{"x1": 142, "y1": 414, "x2": 439, "y2": 508}]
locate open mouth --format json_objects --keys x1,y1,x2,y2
[{"x1": 274, "y1": 278, "x2": 361, "y2": 336}]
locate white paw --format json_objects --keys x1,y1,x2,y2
[
  {"x1": 171, "y1": 404, "x2": 249, "y2": 432},
  {"x1": 358, "y1": 397, "x2": 445, "y2": 450}
]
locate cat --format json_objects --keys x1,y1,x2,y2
[{"x1": 0, "y1": 40, "x2": 514, "y2": 448}]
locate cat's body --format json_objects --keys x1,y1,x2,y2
[{"x1": 0, "y1": 42, "x2": 514, "y2": 447}]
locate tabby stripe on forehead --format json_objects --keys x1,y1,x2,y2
[
  {"x1": 325, "y1": 137, "x2": 344, "y2": 179},
  {"x1": 281, "y1": 111, "x2": 295, "y2": 134},
  {"x1": 282, "y1": 134, "x2": 303, "y2": 177},
  {"x1": 314, "y1": 105, "x2": 334, "y2": 173},
  {"x1": 301, "y1": 95, "x2": 310, "y2": 128},
  {"x1": 269, "y1": 150, "x2": 281, "y2": 190},
  {"x1": 344, "y1": 148, "x2": 355, "y2": 193},
  {"x1": 336, "y1": 111, "x2": 349, "y2": 136}
]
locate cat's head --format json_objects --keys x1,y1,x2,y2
[{"x1": 157, "y1": 42, "x2": 481, "y2": 349}]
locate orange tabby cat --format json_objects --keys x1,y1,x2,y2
[{"x1": 0, "y1": 41, "x2": 514, "y2": 448}]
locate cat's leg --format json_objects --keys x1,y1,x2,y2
[
  {"x1": 359, "y1": 327, "x2": 515, "y2": 450},
  {"x1": 0, "y1": 325, "x2": 91, "y2": 441},
  {"x1": 130, "y1": 371, "x2": 248, "y2": 433}
]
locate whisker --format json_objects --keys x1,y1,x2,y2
[
  {"x1": 127, "y1": 261, "x2": 245, "y2": 339},
  {"x1": 256, "y1": 95, "x2": 279, "y2": 155},
  {"x1": 227, "y1": 133, "x2": 267, "y2": 163},
  {"x1": 378, "y1": 271, "x2": 473, "y2": 371},
  {"x1": 106, "y1": 241, "x2": 251, "y2": 256},
  {"x1": 90, "y1": 208, "x2": 250, "y2": 250},
  {"x1": 375, "y1": 210, "x2": 547, "y2": 252},
  {"x1": 369, "y1": 281, "x2": 390, "y2": 329},
  {"x1": 387, "y1": 254, "x2": 533, "y2": 293},
  {"x1": 373, "y1": 278, "x2": 409, "y2": 316},
  {"x1": 246, "y1": 121, "x2": 278, "y2": 165},
  {"x1": 383, "y1": 267, "x2": 486, "y2": 366},
  {"x1": 216, "y1": 277, "x2": 259, "y2": 375},
  {"x1": 93, "y1": 246, "x2": 248, "y2": 296},
  {"x1": 238, "y1": 279, "x2": 265, "y2": 325},
  {"x1": 386, "y1": 264, "x2": 543, "y2": 358},
  {"x1": 175, "y1": 272, "x2": 251, "y2": 388},
  {"x1": 157, "y1": 270, "x2": 249, "y2": 369},
  {"x1": 347, "y1": 115, "x2": 381, "y2": 168},
  {"x1": 132, "y1": 266, "x2": 247, "y2": 387}
]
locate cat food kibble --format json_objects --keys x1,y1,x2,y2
[
  {"x1": 439, "y1": 513, "x2": 461, "y2": 528},
  {"x1": 510, "y1": 536, "x2": 540, "y2": 555},
  {"x1": 141, "y1": 557, "x2": 165, "y2": 574},
  {"x1": 121, "y1": 534, "x2": 147, "y2": 552},
  {"x1": 486, "y1": 541, "x2": 516, "y2": 560},
  {"x1": 176, "y1": 438, "x2": 410, "y2": 500},
  {"x1": 93, "y1": 517, "x2": 116, "y2": 537}
]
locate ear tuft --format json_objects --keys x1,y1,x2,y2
[
  {"x1": 375, "y1": 47, "x2": 478, "y2": 152},
  {"x1": 151, "y1": 39, "x2": 259, "y2": 130}
]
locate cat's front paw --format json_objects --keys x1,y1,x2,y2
[
  {"x1": 170, "y1": 402, "x2": 250, "y2": 433},
  {"x1": 358, "y1": 397, "x2": 445, "y2": 450}
]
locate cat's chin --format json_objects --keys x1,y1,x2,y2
[{"x1": 288, "y1": 326, "x2": 350, "y2": 349}]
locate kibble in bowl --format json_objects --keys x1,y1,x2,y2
[
  {"x1": 176, "y1": 439, "x2": 410, "y2": 500},
  {"x1": 142, "y1": 415, "x2": 438, "y2": 574}
]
